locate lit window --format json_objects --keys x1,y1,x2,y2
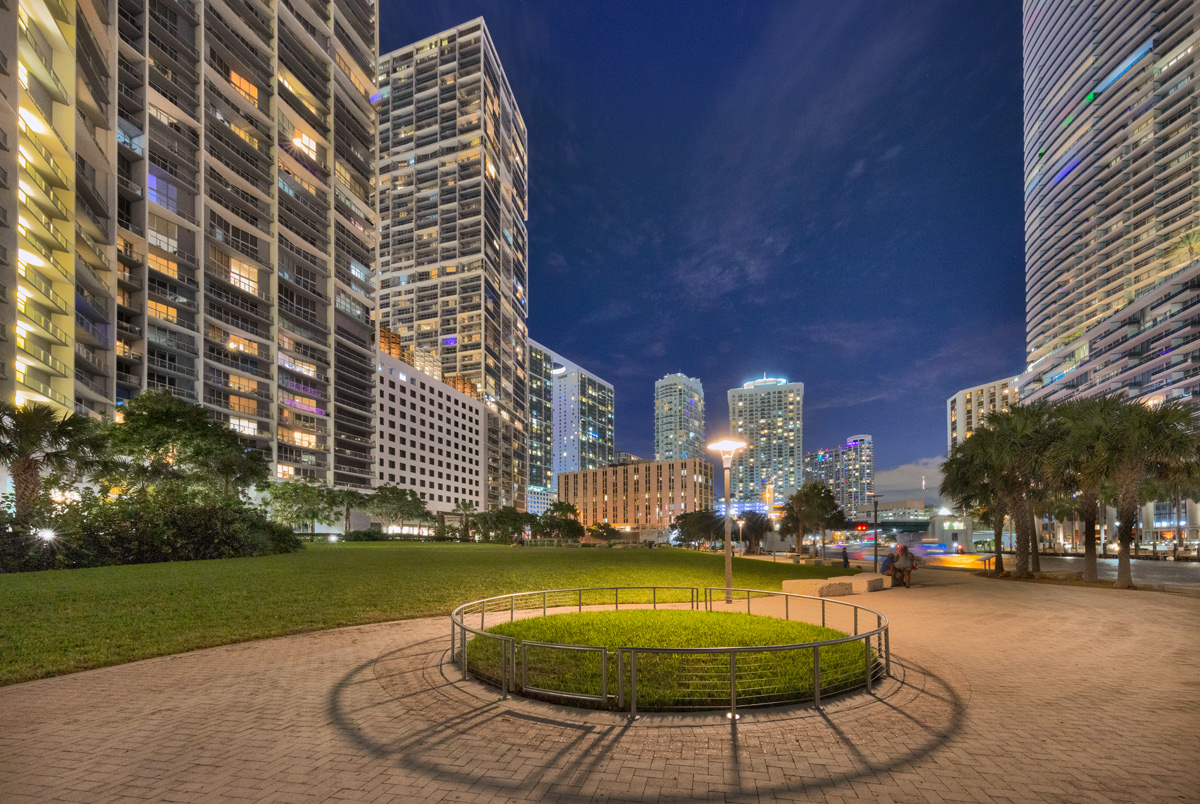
[
  {"x1": 230, "y1": 71, "x2": 258, "y2": 104},
  {"x1": 293, "y1": 132, "x2": 317, "y2": 160},
  {"x1": 229, "y1": 417, "x2": 257, "y2": 436},
  {"x1": 147, "y1": 300, "x2": 178, "y2": 323}
]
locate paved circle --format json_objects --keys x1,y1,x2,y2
[{"x1": 1, "y1": 569, "x2": 1197, "y2": 803}]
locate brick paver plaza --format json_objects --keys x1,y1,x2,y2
[{"x1": 1, "y1": 569, "x2": 1197, "y2": 803}]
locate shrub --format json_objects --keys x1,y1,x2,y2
[{"x1": 342, "y1": 528, "x2": 390, "y2": 542}]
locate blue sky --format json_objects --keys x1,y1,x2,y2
[{"x1": 379, "y1": 1, "x2": 1027, "y2": 500}]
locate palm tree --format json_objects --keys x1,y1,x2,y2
[
  {"x1": 0, "y1": 401, "x2": 107, "y2": 526},
  {"x1": 330, "y1": 488, "x2": 366, "y2": 535},
  {"x1": 1047, "y1": 397, "x2": 1123, "y2": 581},
  {"x1": 942, "y1": 426, "x2": 1009, "y2": 574},
  {"x1": 451, "y1": 499, "x2": 476, "y2": 541},
  {"x1": 1167, "y1": 230, "x2": 1200, "y2": 267},
  {"x1": 1086, "y1": 398, "x2": 1200, "y2": 588},
  {"x1": 739, "y1": 511, "x2": 775, "y2": 555}
]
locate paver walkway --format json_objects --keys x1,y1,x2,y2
[{"x1": 1, "y1": 570, "x2": 1197, "y2": 803}]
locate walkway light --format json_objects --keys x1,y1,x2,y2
[{"x1": 708, "y1": 439, "x2": 747, "y2": 604}]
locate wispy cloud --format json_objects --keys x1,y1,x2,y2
[{"x1": 876, "y1": 457, "x2": 944, "y2": 503}]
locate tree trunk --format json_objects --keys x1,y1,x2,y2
[
  {"x1": 1028, "y1": 507, "x2": 1041, "y2": 574},
  {"x1": 1081, "y1": 497, "x2": 1098, "y2": 583},
  {"x1": 1115, "y1": 502, "x2": 1137, "y2": 589},
  {"x1": 991, "y1": 519, "x2": 1004, "y2": 574},
  {"x1": 1013, "y1": 500, "x2": 1032, "y2": 579},
  {"x1": 11, "y1": 456, "x2": 42, "y2": 527}
]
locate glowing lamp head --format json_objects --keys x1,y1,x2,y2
[
  {"x1": 327, "y1": 535, "x2": 339, "y2": 543},
  {"x1": 36, "y1": 529, "x2": 55, "y2": 542},
  {"x1": 707, "y1": 439, "x2": 747, "y2": 468}
]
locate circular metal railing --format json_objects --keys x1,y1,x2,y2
[{"x1": 449, "y1": 586, "x2": 890, "y2": 714}]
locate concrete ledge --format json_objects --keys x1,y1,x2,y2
[
  {"x1": 781, "y1": 579, "x2": 854, "y2": 597},
  {"x1": 850, "y1": 574, "x2": 886, "y2": 593}
]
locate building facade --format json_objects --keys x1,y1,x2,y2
[
  {"x1": 2, "y1": 0, "x2": 381, "y2": 490},
  {"x1": 525, "y1": 340, "x2": 554, "y2": 509},
  {"x1": 558, "y1": 458, "x2": 714, "y2": 531},
  {"x1": 1023, "y1": 1, "x2": 1199, "y2": 369},
  {"x1": 375, "y1": 351, "x2": 484, "y2": 515},
  {"x1": 835, "y1": 434, "x2": 874, "y2": 518},
  {"x1": 612, "y1": 451, "x2": 642, "y2": 465},
  {"x1": 802, "y1": 448, "x2": 837, "y2": 490},
  {"x1": 375, "y1": 20, "x2": 529, "y2": 510},
  {"x1": 654, "y1": 373, "x2": 704, "y2": 460},
  {"x1": 947, "y1": 377, "x2": 1019, "y2": 452},
  {"x1": 537, "y1": 342, "x2": 614, "y2": 477},
  {"x1": 728, "y1": 376, "x2": 803, "y2": 501}
]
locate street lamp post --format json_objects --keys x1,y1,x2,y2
[
  {"x1": 871, "y1": 494, "x2": 883, "y2": 573},
  {"x1": 709, "y1": 439, "x2": 747, "y2": 604}
]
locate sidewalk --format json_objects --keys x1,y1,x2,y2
[{"x1": 1, "y1": 570, "x2": 1197, "y2": 802}]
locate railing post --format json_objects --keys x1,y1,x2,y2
[
  {"x1": 853, "y1": 607, "x2": 858, "y2": 636},
  {"x1": 511, "y1": 596, "x2": 515, "y2": 622},
  {"x1": 601, "y1": 649, "x2": 609, "y2": 702},
  {"x1": 653, "y1": 587, "x2": 657, "y2": 609},
  {"x1": 543, "y1": 591, "x2": 547, "y2": 617},
  {"x1": 481, "y1": 604, "x2": 485, "y2": 630},
  {"x1": 821, "y1": 599, "x2": 826, "y2": 628},
  {"x1": 785, "y1": 595, "x2": 789, "y2": 621},
  {"x1": 579, "y1": 589, "x2": 582, "y2": 612},
  {"x1": 521, "y1": 643, "x2": 528, "y2": 690},
  {"x1": 615, "y1": 588, "x2": 619, "y2": 611},
  {"x1": 813, "y1": 645, "x2": 821, "y2": 708},
  {"x1": 864, "y1": 636, "x2": 873, "y2": 694},
  {"x1": 461, "y1": 623, "x2": 468, "y2": 681},
  {"x1": 884, "y1": 627, "x2": 891, "y2": 677},
  {"x1": 747, "y1": 593, "x2": 751, "y2": 614},
  {"x1": 630, "y1": 650, "x2": 638, "y2": 717},
  {"x1": 617, "y1": 649, "x2": 624, "y2": 709},
  {"x1": 500, "y1": 640, "x2": 508, "y2": 700},
  {"x1": 450, "y1": 619, "x2": 456, "y2": 662},
  {"x1": 729, "y1": 651, "x2": 738, "y2": 718}
]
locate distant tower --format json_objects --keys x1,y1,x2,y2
[
  {"x1": 727, "y1": 377, "x2": 803, "y2": 501},
  {"x1": 654, "y1": 374, "x2": 705, "y2": 460},
  {"x1": 529, "y1": 340, "x2": 615, "y2": 479},
  {"x1": 836, "y1": 435, "x2": 874, "y2": 518}
]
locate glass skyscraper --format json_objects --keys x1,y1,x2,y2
[
  {"x1": 376, "y1": 19, "x2": 529, "y2": 509},
  {"x1": 727, "y1": 376, "x2": 803, "y2": 501},
  {"x1": 654, "y1": 373, "x2": 705, "y2": 461}
]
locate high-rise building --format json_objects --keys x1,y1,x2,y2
[
  {"x1": 836, "y1": 434, "x2": 874, "y2": 518},
  {"x1": 3, "y1": 0, "x2": 118, "y2": 420},
  {"x1": 376, "y1": 20, "x2": 529, "y2": 510},
  {"x1": 559, "y1": 458, "x2": 714, "y2": 532},
  {"x1": 527, "y1": 341, "x2": 553, "y2": 489},
  {"x1": 727, "y1": 376, "x2": 803, "y2": 501},
  {"x1": 654, "y1": 373, "x2": 704, "y2": 461},
  {"x1": 531, "y1": 341, "x2": 614, "y2": 479},
  {"x1": 2, "y1": 0, "x2": 381, "y2": 490},
  {"x1": 1023, "y1": 2, "x2": 1199, "y2": 369},
  {"x1": 802, "y1": 448, "x2": 835, "y2": 490},
  {"x1": 374, "y1": 351, "x2": 485, "y2": 514},
  {"x1": 947, "y1": 377, "x2": 1019, "y2": 452}
]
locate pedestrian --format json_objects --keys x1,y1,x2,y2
[
  {"x1": 881, "y1": 550, "x2": 896, "y2": 585},
  {"x1": 841, "y1": 546, "x2": 849, "y2": 568},
  {"x1": 894, "y1": 545, "x2": 915, "y2": 588}
]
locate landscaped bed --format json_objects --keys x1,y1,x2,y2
[{"x1": 466, "y1": 609, "x2": 873, "y2": 710}]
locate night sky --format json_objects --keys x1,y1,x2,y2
[{"x1": 379, "y1": 1, "x2": 1027, "y2": 501}]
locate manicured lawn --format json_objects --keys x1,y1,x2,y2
[
  {"x1": 467, "y1": 610, "x2": 869, "y2": 710},
  {"x1": 0, "y1": 543, "x2": 854, "y2": 686}
]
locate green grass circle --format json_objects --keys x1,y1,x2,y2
[{"x1": 467, "y1": 609, "x2": 874, "y2": 710}]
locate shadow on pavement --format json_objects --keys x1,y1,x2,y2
[{"x1": 326, "y1": 638, "x2": 968, "y2": 800}]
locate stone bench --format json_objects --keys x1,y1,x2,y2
[
  {"x1": 849, "y1": 573, "x2": 886, "y2": 593},
  {"x1": 781, "y1": 578, "x2": 855, "y2": 597}
]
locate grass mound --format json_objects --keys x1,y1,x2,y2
[{"x1": 466, "y1": 609, "x2": 874, "y2": 710}]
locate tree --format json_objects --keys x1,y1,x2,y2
[
  {"x1": 739, "y1": 511, "x2": 775, "y2": 555},
  {"x1": 474, "y1": 509, "x2": 498, "y2": 543},
  {"x1": 367, "y1": 484, "x2": 429, "y2": 535},
  {"x1": 267, "y1": 478, "x2": 336, "y2": 533},
  {"x1": 942, "y1": 426, "x2": 1011, "y2": 575},
  {"x1": 786, "y1": 483, "x2": 845, "y2": 555},
  {"x1": 673, "y1": 510, "x2": 722, "y2": 548},
  {"x1": 587, "y1": 522, "x2": 621, "y2": 543},
  {"x1": 330, "y1": 488, "x2": 367, "y2": 535},
  {"x1": 108, "y1": 390, "x2": 266, "y2": 497},
  {"x1": 451, "y1": 499, "x2": 477, "y2": 541},
  {"x1": 534, "y1": 500, "x2": 584, "y2": 541},
  {"x1": 1083, "y1": 398, "x2": 1200, "y2": 588},
  {"x1": 0, "y1": 401, "x2": 107, "y2": 526},
  {"x1": 493, "y1": 506, "x2": 528, "y2": 543}
]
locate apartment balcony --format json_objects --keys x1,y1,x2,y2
[
  {"x1": 147, "y1": 377, "x2": 198, "y2": 402},
  {"x1": 205, "y1": 347, "x2": 273, "y2": 379},
  {"x1": 21, "y1": 339, "x2": 70, "y2": 378},
  {"x1": 148, "y1": 327, "x2": 198, "y2": 356},
  {"x1": 206, "y1": 281, "x2": 274, "y2": 323},
  {"x1": 205, "y1": 373, "x2": 272, "y2": 400}
]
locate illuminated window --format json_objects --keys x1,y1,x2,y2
[
  {"x1": 293, "y1": 132, "x2": 317, "y2": 160},
  {"x1": 230, "y1": 71, "x2": 258, "y2": 105},
  {"x1": 147, "y1": 300, "x2": 178, "y2": 323},
  {"x1": 229, "y1": 416, "x2": 258, "y2": 436},
  {"x1": 277, "y1": 464, "x2": 295, "y2": 479},
  {"x1": 229, "y1": 257, "x2": 257, "y2": 294},
  {"x1": 226, "y1": 334, "x2": 255, "y2": 353},
  {"x1": 148, "y1": 252, "x2": 179, "y2": 279}
]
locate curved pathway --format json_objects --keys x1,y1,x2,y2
[{"x1": 1, "y1": 570, "x2": 1197, "y2": 803}]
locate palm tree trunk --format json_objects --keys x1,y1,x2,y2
[
  {"x1": 1081, "y1": 497, "x2": 1098, "y2": 583},
  {"x1": 991, "y1": 520, "x2": 1004, "y2": 575},
  {"x1": 1115, "y1": 502, "x2": 1137, "y2": 589},
  {"x1": 1013, "y1": 500, "x2": 1032, "y2": 578},
  {"x1": 1028, "y1": 507, "x2": 1041, "y2": 574},
  {"x1": 11, "y1": 456, "x2": 42, "y2": 526}
]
